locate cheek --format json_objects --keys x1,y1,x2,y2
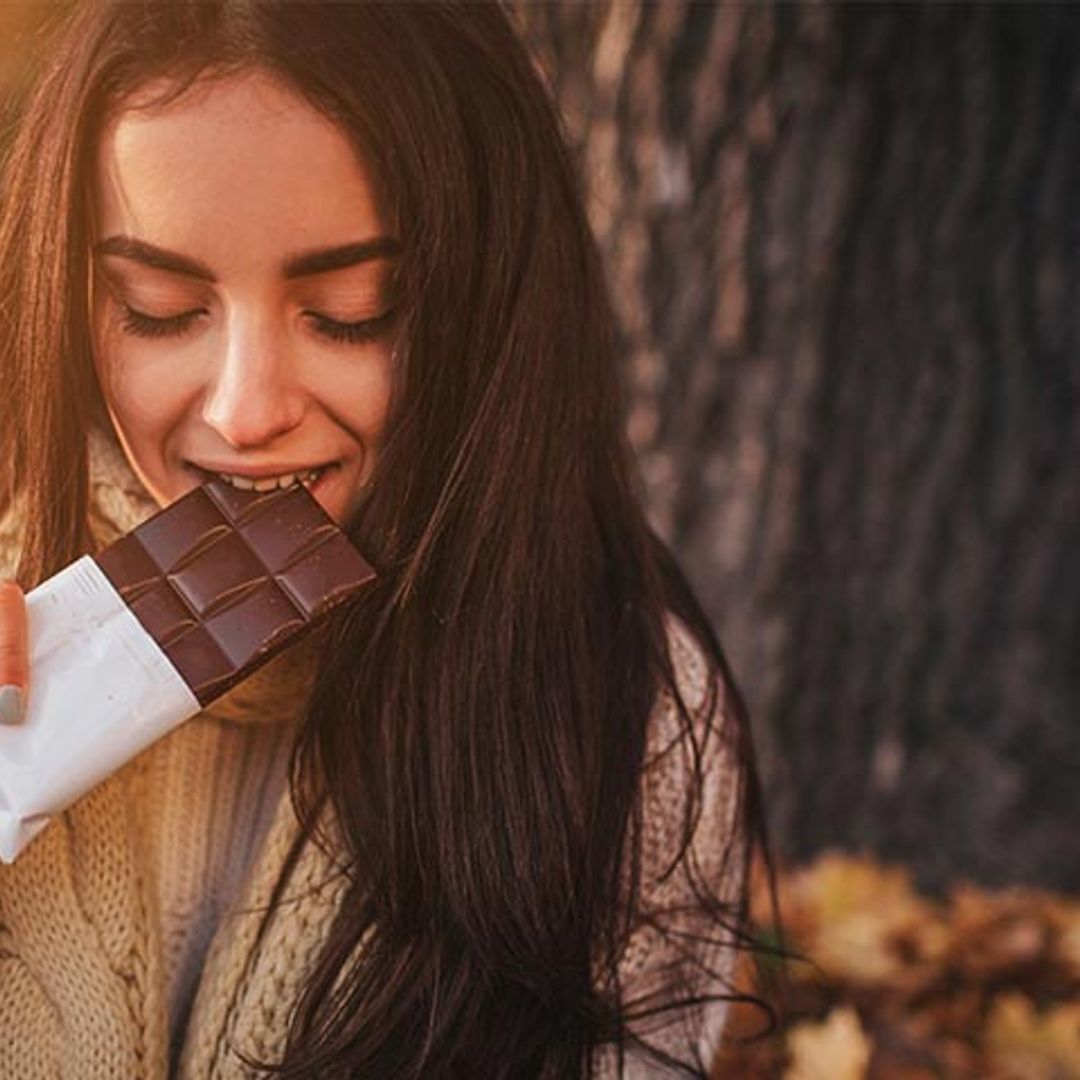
[
  {"x1": 106, "y1": 382, "x2": 172, "y2": 440},
  {"x1": 92, "y1": 326, "x2": 191, "y2": 452},
  {"x1": 316, "y1": 349, "x2": 395, "y2": 441}
]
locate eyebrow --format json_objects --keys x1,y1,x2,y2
[{"x1": 92, "y1": 235, "x2": 401, "y2": 281}]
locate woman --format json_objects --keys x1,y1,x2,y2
[{"x1": 0, "y1": 2, "x2": 768, "y2": 1076}]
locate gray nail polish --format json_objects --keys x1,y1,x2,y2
[{"x1": 0, "y1": 685, "x2": 23, "y2": 726}]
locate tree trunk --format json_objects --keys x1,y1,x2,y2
[{"x1": 510, "y1": 1, "x2": 1080, "y2": 893}]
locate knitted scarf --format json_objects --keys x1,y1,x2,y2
[
  {"x1": 0, "y1": 424, "x2": 349, "y2": 1078},
  {"x1": 0, "y1": 424, "x2": 739, "y2": 1078}
]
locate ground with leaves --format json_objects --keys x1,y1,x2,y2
[{"x1": 713, "y1": 853, "x2": 1080, "y2": 1079}]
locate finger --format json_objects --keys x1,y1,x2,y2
[{"x1": 0, "y1": 581, "x2": 29, "y2": 692}]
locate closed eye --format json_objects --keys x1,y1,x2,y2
[
  {"x1": 117, "y1": 303, "x2": 398, "y2": 344},
  {"x1": 119, "y1": 304, "x2": 204, "y2": 339},
  {"x1": 305, "y1": 308, "x2": 398, "y2": 345}
]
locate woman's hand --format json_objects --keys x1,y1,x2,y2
[{"x1": 0, "y1": 582, "x2": 28, "y2": 725}]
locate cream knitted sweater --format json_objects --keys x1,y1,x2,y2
[{"x1": 0, "y1": 427, "x2": 745, "y2": 1078}]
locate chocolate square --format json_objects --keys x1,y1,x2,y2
[{"x1": 95, "y1": 478, "x2": 375, "y2": 706}]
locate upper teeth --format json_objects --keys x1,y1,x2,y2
[{"x1": 217, "y1": 468, "x2": 322, "y2": 491}]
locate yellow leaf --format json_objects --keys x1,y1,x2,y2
[
  {"x1": 777, "y1": 852, "x2": 946, "y2": 988},
  {"x1": 983, "y1": 994, "x2": 1080, "y2": 1080},
  {"x1": 785, "y1": 1006, "x2": 872, "y2": 1080}
]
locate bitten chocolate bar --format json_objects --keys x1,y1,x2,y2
[
  {"x1": 95, "y1": 479, "x2": 375, "y2": 705},
  {"x1": 0, "y1": 479, "x2": 375, "y2": 863}
]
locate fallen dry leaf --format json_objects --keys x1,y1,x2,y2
[
  {"x1": 948, "y1": 885, "x2": 1052, "y2": 983},
  {"x1": 775, "y1": 852, "x2": 947, "y2": 990},
  {"x1": 785, "y1": 1006, "x2": 871, "y2": 1080},
  {"x1": 1047, "y1": 898, "x2": 1080, "y2": 982},
  {"x1": 721, "y1": 853, "x2": 1079, "y2": 1079},
  {"x1": 982, "y1": 994, "x2": 1080, "y2": 1080}
]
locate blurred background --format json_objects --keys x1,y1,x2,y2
[
  {"x1": 2, "y1": 3, "x2": 1077, "y2": 1076},
  {"x1": 509, "y1": 0, "x2": 1078, "y2": 896}
]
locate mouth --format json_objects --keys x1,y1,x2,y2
[{"x1": 186, "y1": 461, "x2": 338, "y2": 494}]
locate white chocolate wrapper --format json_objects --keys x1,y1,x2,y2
[{"x1": 0, "y1": 555, "x2": 199, "y2": 862}]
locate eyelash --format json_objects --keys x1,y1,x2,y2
[
  {"x1": 118, "y1": 305, "x2": 396, "y2": 345},
  {"x1": 308, "y1": 309, "x2": 397, "y2": 344},
  {"x1": 119, "y1": 306, "x2": 199, "y2": 339}
]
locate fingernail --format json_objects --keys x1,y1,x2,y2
[{"x1": 0, "y1": 685, "x2": 23, "y2": 726}]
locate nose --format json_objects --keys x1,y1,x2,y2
[{"x1": 200, "y1": 312, "x2": 306, "y2": 449}]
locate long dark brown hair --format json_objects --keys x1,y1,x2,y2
[{"x1": 0, "y1": 2, "x2": 774, "y2": 1075}]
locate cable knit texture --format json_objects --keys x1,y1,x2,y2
[{"x1": 0, "y1": 426, "x2": 745, "y2": 1078}]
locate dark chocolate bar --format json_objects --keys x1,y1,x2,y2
[{"x1": 95, "y1": 479, "x2": 375, "y2": 705}]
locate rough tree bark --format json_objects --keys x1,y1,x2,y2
[{"x1": 509, "y1": 1, "x2": 1080, "y2": 893}]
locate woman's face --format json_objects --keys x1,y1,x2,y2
[{"x1": 91, "y1": 70, "x2": 398, "y2": 525}]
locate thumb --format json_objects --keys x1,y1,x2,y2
[{"x1": 0, "y1": 581, "x2": 28, "y2": 725}]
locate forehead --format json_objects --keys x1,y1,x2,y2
[{"x1": 93, "y1": 71, "x2": 387, "y2": 267}]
